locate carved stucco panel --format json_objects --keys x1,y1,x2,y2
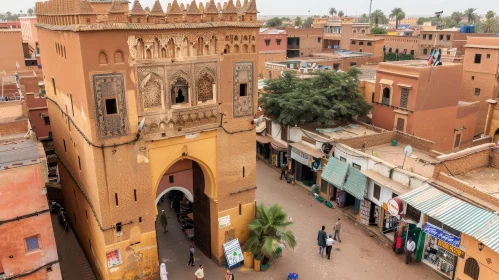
[{"x1": 233, "y1": 62, "x2": 254, "y2": 118}]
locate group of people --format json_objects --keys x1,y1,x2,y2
[{"x1": 317, "y1": 218, "x2": 342, "y2": 260}]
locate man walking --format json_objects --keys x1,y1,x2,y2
[
  {"x1": 333, "y1": 218, "x2": 342, "y2": 243},
  {"x1": 405, "y1": 237, "x2": 416, "y2": 264},
  {"x1": 187, "y1": 245, "x2": 195, "y2": 267},
  {"x1": 194, "y1": 265, "x2": 204, "y2": 280},
  {"x1": 280, "y1": 164, "x2": 288, "y2": 180},
  {"x1": 317, "y1": 225, "x2": 327, "y2": 257},
  {"x1": 160, "y1": 210, "x2": 168, "y2": 233},
  {"x1": 325, "y1": 234, "x2": 334, "y2": 260}
]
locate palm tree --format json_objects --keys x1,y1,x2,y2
[
  {"x1": 486, "y1": 10, "x2": 496, "y2": 20},
  {"x1": 464, "y1": 8, "x2": 477, "y2": 24},
  {"x1": 245, "y1": 204, "x2": 296, "y2": 259},
  {"x1": 329, "y1": 8, "x2": 337, "y2": 18},
  {"x1": 371, "y1": 10, "x2": 387, "y2": 26},
  {"x1": 19, "y1": 10, "x2": 23, "y2": 15},
  {"x1": 28, "y1": 8, "x2": 34, "y2": 16},
  {"x1": 390, "y1": 8, "x2": 406, "y2": 29},
  {"x1": 338, "y1": 10, "x2": 344, "y2": 18},
  {"x1": 6, "y1": 11, "x2": 12, "y2": 17},
  {"x1": 451, "y1": 11, "x2": 464, "y2": 25},
  {"x1": 479, "y1": 17, "x2": 499, "y2": 33}
]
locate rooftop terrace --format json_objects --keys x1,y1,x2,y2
[{"x1": 455, "y1": 167, "x2": 499, "y2": 199}]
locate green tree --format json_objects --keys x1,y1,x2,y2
[
  {"x1": 266, "y1": 17, "x2": 283, "y2": 27},
  {"x1": 390, "y1": 8, "x2": 405, "y2": 29},
  {"x1": 245, "y1": 204, "x2": 296, "y2": 259},
  {"x1": 384, "y1": 53, "x2": 414, "y2": 61},
  {"x1": 6, "y1": 11, "x2": 12, "y2": 17},
  {"x1": 281, "y1": 17, "x2": 291, "y2": 21},
  {"x1": 358, "y1": 13, "x2": 369, "y2": 23},
  {"x1": 329, "y1": 7, "x2": 337, "y2": 17},
  {"x1": 464, "y1": 8, "x2": 477, "y2": 24},
  {"x1": 486, "y1": 10, "x2": 496, "y2": 20},
  {"x1": 294, "y1": 16, "x2": 303, "y2": 27},
  {"x1": 27, "y1": 8, "x2": 34, "y2": 16},
  {"x1": 303, "y1": 17, "x2": 313, "y2": 28},
  {"x1": 371, "y1": 10, "x2": 388, "y2": 25},
  {"x1": 260, "y1": 69, "x2": 371, "y2": 126},
  {"x1": 371, "y1": 26, "x2": 386, "y2": 34},
  {"x1": 477, "y1": 17, "x2": 499, "y2": 33},
  {"x1": 451, "y1": 11, "x2": 464, "y2": 25},
  {"x1": 338, "y1": 10, "x2": 344, "y2": 18}
]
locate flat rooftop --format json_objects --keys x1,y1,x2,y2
[
  {"x1": 380, "y1": 60, "x2": 461, "y2": 68},
  {"x1": 312, "y1": 50, "x2": 373, "y2": 59},
  {"x1": 0, "y1": 138, "x2": 42, "y2": 170},
  {"x1": 455, "y1": 167, "x2": 499, "y2": 199},
  {"x1": 365, "y1": 143, "x2": 436, "y2": 178},
  {"x1": 315, "y1": 124, "x2": 379, "y2": 140}
]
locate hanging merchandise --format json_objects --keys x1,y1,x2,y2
[
  {"x1": 359, "y1": 200, "x2": 371, "y2": 225},
  {"x1": 422, "y1": 235, "x2": 461, "y2": 279}
]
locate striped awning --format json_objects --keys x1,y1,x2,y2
[
  {"x1": 342, "y1": 166, "x2": 367, "y2": 200},
  {"x1": 398, "y1": 184, "x2": 499, "y2": 253},
  {"x1": 321, "y1": 157, "x2": 348, "y2": 189}
]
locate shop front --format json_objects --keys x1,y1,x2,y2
[
  {"x1": 422, "y1": 222, "x2": 463, "y2": 279},
  {"x1": 289, "y1": 142, "x2": 324, "y2": 187},
  {"x1": 256, "y1": 135, "x2": 271, "y2": 163},
  {"x1": 270, "y1": 140, "x2": 288, "y2": 168}
]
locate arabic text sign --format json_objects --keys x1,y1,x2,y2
[
  {"x1": 424, "y1": 222, "x2": 461, "y2": 247},
  {"x1": 223, "y1": 238, "x2": 244, "y2": 267}
]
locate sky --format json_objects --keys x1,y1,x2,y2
[{"x1": 1, "y1": 0, "x2": 498, "y2": 17}]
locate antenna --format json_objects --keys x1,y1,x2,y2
[{"x1": 402, "y1": 145, "x2": 413, "y2": 169}]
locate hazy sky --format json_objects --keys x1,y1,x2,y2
[{"x1": 2, "y1": 0, "x2": 498, "y2": 16}]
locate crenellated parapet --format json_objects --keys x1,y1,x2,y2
[{"x1": 35, "y1": 0, "x2": 258, "y2": 26}]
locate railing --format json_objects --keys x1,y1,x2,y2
[{"x1": 382, "y1": 98, "x2": 390, "y2": 106}]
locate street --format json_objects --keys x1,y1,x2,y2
[{"x1": 161, "y1": 160, "x2": 441, "y2": 280}]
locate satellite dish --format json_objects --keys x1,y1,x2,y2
[
  {"x1": 138, "y1": 118, "x2": 146, "y2": 132},
  {"x1": 404, "y1": 145, "x2": 413, "y2": 157},
  {"x1": 253, "y1": 115, "x2": 264, "y2": 126}
]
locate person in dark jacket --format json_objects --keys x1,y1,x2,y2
[
  {"x1": 317, "y1": 225, "x2": 327, "y2": 257},
  {"x1": 280, "y1": 164, "x2": 287, "y2": 180}
]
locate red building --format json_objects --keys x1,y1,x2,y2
[
  {"x1": 0, "y1": 21, "x2": 21, "y2": 29},
  {"x1": 0, "y1": 100, "x2": 62, "y2": 280},
  {"x1": 258, "y1": 28, "x2": 287, "y2": 79},
  {"x1": 372, "y1": 60, "x2": 479, "y2": 152}
]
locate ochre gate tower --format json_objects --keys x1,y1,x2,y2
[{"x1": 36, "y1": 0, "x2": 259, "y2": 279}]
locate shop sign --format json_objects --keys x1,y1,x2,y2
[
  {"x1": 106, "y1": 249, "x2": 122, "y2": 268},
  {"x1": 218, "y1": 215, "x2": 231, "y2": 229},
  {"x1": 223, "y1": 238, "x2": 244, "y2": 267},
  {"x1": 387, "y1": 197, "x2": 403, "y2": 216},
  {"x1": 424, "y1": 223, "x2": 461, "y2": 247},
  {"x1": 291, "y1": 147, "x2": 311, "y2": 167},
  {"x1": 436, "y1": 239, "x2": 465, "y2": 259},
  {"x1": 382, "y1": 202, "x2": 388, "y2": 211}
]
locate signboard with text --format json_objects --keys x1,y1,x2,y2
[
  {"x1": 291, "y1": 147, "x2": 311, "y2": 167},
  {"x1": 424, "y1": 222, "x2": 461, "y2": 247},
  {"x1": 436, "y1": 239, "x2": 465, "y2": 258},
  {"x1": 106, "y1": 249, "x2": 122, "y2": 268},
  {"x1": 223, "y1": 238, "x2": 244, "y2": 268}
]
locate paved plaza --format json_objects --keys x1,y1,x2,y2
[{"x1": 157, "y1": 160, "x2": 442, "y2": 280}]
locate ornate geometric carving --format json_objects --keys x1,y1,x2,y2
[
  {"x1": 92, "y1": 73, "x2": 129, "y2": 139},
  {"x1": 233, "y1": 62, "x2": 254, "y2": 117},
  {"x1": 197, "y1": 68, "x2": 216, "y2": 102},
  {"x1": 141, "y1": 73, "x2": 163, "y2": 108}
]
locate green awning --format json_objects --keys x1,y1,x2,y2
[
  {"x1": 321, "y1": 157, "x2": 348, "y2": 189},
  {"x1": 342, "y1": 166, "x2": 367, "y2": 200}
]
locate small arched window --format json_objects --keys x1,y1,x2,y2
[
  {"x1": 464, "y1": 258, "x2": 480, "y2": 280},
  {"x1": 353, "y1": 29, "x2": 357, "y2": 33},
  {"x1": 171, "y1": 77, "x2": 189, "y2": 105},
  {"x1": 98, "y1": 51, "x2": 108, "y2": 65}
]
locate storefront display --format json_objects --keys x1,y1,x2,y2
[{"x1": 423, "y1": 236, "x2": 459, "y2": 279}]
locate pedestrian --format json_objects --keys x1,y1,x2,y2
[
  {"x1": 325, "y1": 234, "x2": 334, "y2": 260},
  {"x1": 160, "y1": 210, "x2": 168, "y2": 233},
  {"x1": 187, "y1": 245, "x2": 195, "y2": 267},
  {"x1": 194, "y1": 264, "x2": 204, "y2": 280},
  {"x1": 280, "y1": 164, "x2": 288, "y2": 180},
  {"x1": 333, "y1": 218, "x2": 342, "y2": 243},
  {"x1": 225, "y1": 269, "x2": 235, "y2": 280},
  {"x1": 317, "y1": 225, "x2": 327, "y2": 257},
  {"x1": 160, "y1": 263, "x2": 168, "y2": 280},
  {"x1": 405, "y1": 237, "x2": 416, "y2": 264}
]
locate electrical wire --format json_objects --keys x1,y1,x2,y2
[{"x1": 5, "y1": 259, "x2": 61, "y2": 280}]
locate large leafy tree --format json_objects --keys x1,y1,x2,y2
[
  {"x1": 338, "y1": 10, "x2": 345, "y2": 18},
  {"x1": 390, "y1": 8, "x2": 405, "y2": 29},
  {"x1": 27, "y1": 8, "x2": 34, "y2": 16},
  {"x1": 486, "y1": 10, "x2": 496, "y2": 20},
  {"x1": 358, "y1": 14, "x2": 370, "y2": 23},
  {"x1": 260, "y1": 69, "x2": 371, "y2": 126},
  {"x1": 245, "y1": 204, "x2": 296, "y2": 259},
  {"x1": 464, "y1": 8, "x2": 477, "y2": 24},
  {"x1": 294, "y1": 16, "x2": 303, "y2": 27},
  {"x1": 371, "y1": 26, "x2": 386, "y2": 34},
  {"x1": 371, "y1": 10, "x2": 388, "y2": 25},
  {"x1": 266, "y1": 17, "x2": 283, "y2": 27},
  {"x1": 329, "y1": 8, "x2": 337, "y2": 18},
  {"x1": 477, "y1": 11, "x2": 499, "y2": 33},
  {"x1": 303, "y1": 17, "x2": 313, "y2": 28}
]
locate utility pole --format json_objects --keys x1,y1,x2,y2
[{"x1": 368, "y1": 0, "x2": 373, "y2": 25}]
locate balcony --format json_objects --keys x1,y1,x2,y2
[
  {"x1": 287, "y1": 44, "x2": 300, "y2": 50},
  {"x1": 141, "y1": 104, "x2": 219, "y2": 140}
]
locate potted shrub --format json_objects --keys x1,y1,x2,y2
[{"x1": 245, "y1": 204, "x2": 297, "y2": 271}]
